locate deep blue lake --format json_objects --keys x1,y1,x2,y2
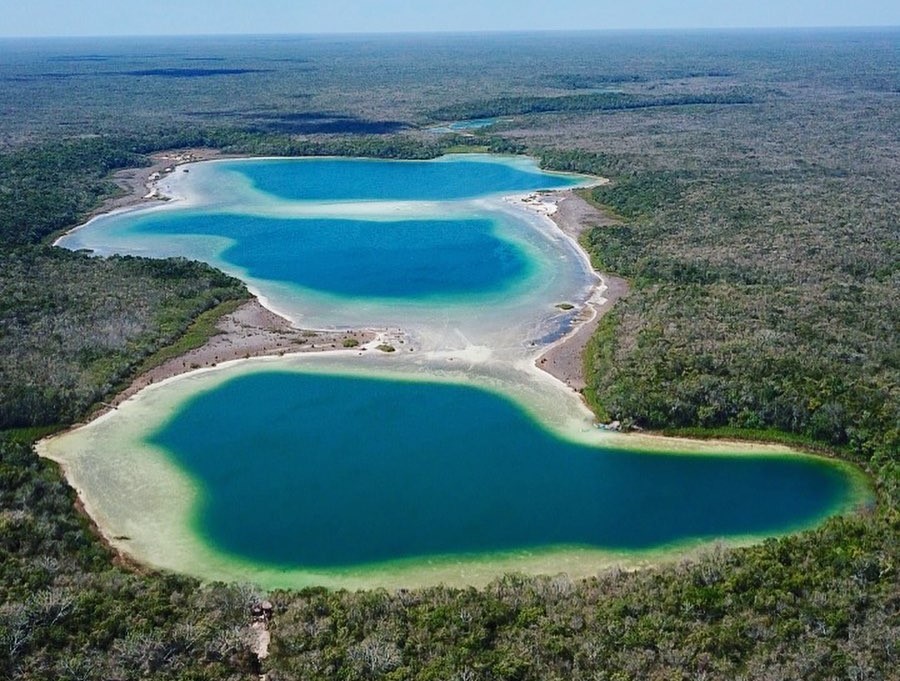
[{"x1": 150, "y1": 371, "x2": 853, "y2": 569}]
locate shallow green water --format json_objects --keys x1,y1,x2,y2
[{"x1": 149, "y1": 371, "x2": 853, "y2": 570}]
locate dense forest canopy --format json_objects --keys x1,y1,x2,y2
[{"x1": 0, "y1": 29, "x2": 896, "y2": 679}]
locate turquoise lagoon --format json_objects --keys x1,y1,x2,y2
[
  {"x1": 115, "y1": 213, "x2": 531, "y2": 299},
  {"x1": 45, "y1": 155, "x2": 868, "y2": 587},
  {"x1": 59, "y1": 156, "x2": 590, "y2": 346},
  {"x1": 231, "y1": 155, "x2": 566, "y2": 201}
]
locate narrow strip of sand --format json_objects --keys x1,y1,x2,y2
[
  {"x1": 535, "y1": 190, "x2": 629, "y2": 392},
  {"x1": 87, "y1": 148, "x2": 230, "y2": 218},
  {"x1": 107, "y1": 300, "x2": 376, "y2": 410}
]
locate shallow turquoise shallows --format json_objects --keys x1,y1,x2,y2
[
  {"x1": 230, "y1": 156, "x2": 577, "y2": 201},
  {"x1": 149, "y1": 372, "x2": 852, "y2": 570},
  {"x1": 128, "y1": 213, "x2": 530, "y2": 298}
]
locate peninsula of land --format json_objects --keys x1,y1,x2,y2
[{"x1": 107, "y1": 300, "x2": 376, "y2": 410}]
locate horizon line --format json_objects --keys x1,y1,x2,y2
[{"x1": 3, "y1": 24, "x2": 899, "y2": 40}]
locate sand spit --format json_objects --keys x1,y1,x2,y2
[
  {"x1": 87, "y1": 147, "x2": 235, "y2": 218},
  {"x1": 527, "y1": 190, "x2": 629, "y2": 392},
  {"x1": 105, "y1": 299, "x2": 375, "y2": 411}
]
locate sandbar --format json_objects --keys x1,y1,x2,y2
[{"x1": 105, "y1": 299, "x2": 376, "y2": 412}]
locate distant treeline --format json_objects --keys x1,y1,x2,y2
[
  {"x1": 430, "y1": 91, "x2": 753, "y2": 121},
  {"x1": 546, "y1": 69, "x2": 734, "y2": 89}
]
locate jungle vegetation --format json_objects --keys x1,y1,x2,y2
[
  {"x1": 429, "y1": 91, "x2": 755, "y2": 121},
  {"x1": 0, "y1": 28, "x2": 896, "y2": 679}
]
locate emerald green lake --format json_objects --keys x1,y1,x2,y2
[{"x1": 150, "y1": 371, "x2": 852, "y2": 569}]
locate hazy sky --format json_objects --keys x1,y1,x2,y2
[{"x1": 2, "y1": 0, "x2": 898, "y2": 37}]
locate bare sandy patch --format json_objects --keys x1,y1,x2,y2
[
  {"x1": 106, "y1": 299, "x2": 375, "y2": 410},
  {"x1": 529, "y1": 190, "x2": 629, "y2": 392}
]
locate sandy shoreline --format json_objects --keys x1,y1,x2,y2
[
  {"x1": 106, "y1": 300, "x2": 377, "y2": 411},
  {"x1": 532, "y1": 190, "x2": 629, "y2": 393},
  {"x1": 87, "y1": 148, "x2": 230, "y2": 219}
]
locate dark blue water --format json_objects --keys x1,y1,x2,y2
[
  {"x1": 129, "y1": 212, "x2": 531, "y2": 298},
  {"x1": 230, "y1": 157, "x2": 579, "y2": 201},
  {"x1": 149, "y1": 371, "x2": 853, "y2": 569}
]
